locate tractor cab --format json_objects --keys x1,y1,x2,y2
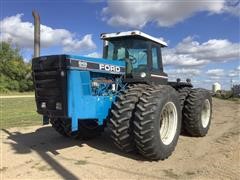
[{"x1": 101, "y1": 30, "x2": 168, "y2": 84}]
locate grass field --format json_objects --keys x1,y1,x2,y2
[
  {"x1": 0, "y1": 95, "x2": 238, "y2": 129},
  {"x1": 0, "y1": 97, "x2": 41, "y2": 129},
  {"x1": 0, "y1": 91, "x2": 34, "y2": 96}
]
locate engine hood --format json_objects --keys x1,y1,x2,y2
[{"x1": 32, "y1": 54, "x2": 126, "y2": 75}]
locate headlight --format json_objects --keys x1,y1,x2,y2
[
  {"x1": 41, "y1": 102, "x2": 46, "y2": 108},
  {"x1": 112, "y1": 84, "x2": 116, "y2": 91},
  {"x1": 92, "y1": 81, "x2": 100, "y2": 88},
  {"x1": 140, "y1": 72, "x2": 146, "y2": 78},
  {"x1": 60, "y1": 71, "x2": 65, "y2": 77},
  {"x1": 56, "y1": 102, "x2": 62, "y2": 110}
]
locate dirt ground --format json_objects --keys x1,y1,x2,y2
[{"x1": 0, "y1": 98, "x2": 239, "y2": 180}]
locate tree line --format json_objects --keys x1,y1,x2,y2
[{"x1": 0, "y1": 42, "x2": 33, "y2": 92}]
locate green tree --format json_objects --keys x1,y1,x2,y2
[{"x1": 0, "y1": 42, "x2": 33, "y2": 92}]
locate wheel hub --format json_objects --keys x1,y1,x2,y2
[
  {"x1": 159, "y1": 102, "x2": 178, "y2": 145},
  {"x1": 201, "y1": 99, "x2": 211, "y2": 128}
]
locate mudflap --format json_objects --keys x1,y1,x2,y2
[{"x1": 43, "y1": 116, "x2": 49, "y2": 125}]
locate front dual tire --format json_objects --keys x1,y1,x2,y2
[
  {"x1": 109, "y1": 85, "x2": 182, "y2": 160},
  {"x1": 109, "y1": 85, "x2": 212, "y2": 161},
  {"x1": 134, "y1": 86, "x2": 182, "y2": 160}
]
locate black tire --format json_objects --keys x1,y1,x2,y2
[
  {"x1": 177, "y1": 87, "x2": 191, "y2": 110},
  {"x1": 50, "y1": 118, "x2": 102, "y2": 139},
  {"x1": 177, "y1": 87, "x2": 191, "y2": 133},
  {"x1": 77, "y1": 120, "x2": 103, "y2": 140},
  {"x1": 134, "y1": 85, "x2": 182, "y2": 160},
  {"x1": 108, "y1": 84, "x2": 149, "y2": 152},
  {"x1": 50, "y1": 118, "x2": 71, "y2": 137},
  {"x1": 183, "y1": 88, "x2": 212, "y2": 137}
]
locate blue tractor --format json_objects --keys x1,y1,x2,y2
[{"x1": 32, "y1": 12, "x2": 212, "y2": 160}]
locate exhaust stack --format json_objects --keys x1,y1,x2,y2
[{"x1": 32, "y1": 11, "x2": 40, "y2": 57}]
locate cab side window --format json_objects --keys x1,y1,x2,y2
[{"x1": 152, "y1": 46, "x2": 159, "y2": 71}]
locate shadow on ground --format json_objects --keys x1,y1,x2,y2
[{"x1": 2, "y1": 126, "x2": 145, "y2": 179}]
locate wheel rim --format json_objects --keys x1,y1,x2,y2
[
  {"x1": 201, "y1": 99, "x2": 211, "y2": 128},
  {"x1": 159, "y1": 102, "x2": 178, "y2": 145}
]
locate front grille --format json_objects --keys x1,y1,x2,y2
[{"x1": 32, "y1": 55, "x2": 68, "y2": 117}]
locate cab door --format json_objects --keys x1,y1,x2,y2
[{"x1": 149, "y1": 43, "x2": 168, "y2": 84}]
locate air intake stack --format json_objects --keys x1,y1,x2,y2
[{"x1": 32, "y1": 11, "x2": 40, "y2": 57}]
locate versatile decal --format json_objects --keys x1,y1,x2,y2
[{"x1": 78, "y1": 61, "x2": 87, "y2": 68}]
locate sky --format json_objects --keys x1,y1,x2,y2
[{"x1": 0, "y1": 0, "x2": 239, "y2": 90}]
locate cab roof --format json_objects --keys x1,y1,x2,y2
[{"x1": 100, "y1": 30, "x2": 168, "y2": 47}]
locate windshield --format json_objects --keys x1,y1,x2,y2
[{"x1": 105, "y1": 38, "x2": 148, "y2": 74}]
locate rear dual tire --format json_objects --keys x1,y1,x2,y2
[{"x1": 182, "y1": 88, "x2": 212, "y2": 137}]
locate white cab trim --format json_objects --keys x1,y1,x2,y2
[
  {"x1": 151, "y1": 74, "x2": 168, "y2": 79},
  {"x1": 101, "y1": 30, "x2": 168, "y2": 47}
]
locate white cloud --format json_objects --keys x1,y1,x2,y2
[
  {"x1": 166, "y1": 68, "x2": 201, "y2": 81},
  {"x1": 175, "y1": 68, "x2": 201, "y2": 75},
  {"x1": 85, "y1": 52, "x2": 101, "y2": 58},
  {"x1": 228, "y1": 70, "x2": 239, "y2": 77},
  {"x1": 206, "y1": 69, "x2": 225, "y2": 76},
  {"x1": 237, "y1": 65, "x2": 240, "y2": 71},
  {"x1": 228, "y1": 66, "x2": 240, "y2": 77},
  {"x1": 203, "y1": 79, "x2": 214, "y2": 83},
  {"x1": 62, "y1": 34, "x2": 96, "y2": 53},
  {"x1": 102, "y1": 0, "x2": 237, "y2": 28},
  {"x1": 159, "y1": 37, "x2": 169, "y2": 45},
  {"x1": 163, "y1": 36, "x2": 239, "y2": 89},
  {"x1": 163, "y1": 49, "x2": 209, "y2": 67},
  {"x1": 206, "y1": 69, "x2": 224, "y2": 76},
  {"x1": 202, "y1": 67, "x2": 239, "y2": 89},
  {"x1": 0, "y1": 14, "x2": 96, "y2": 53},
  {"x1": 176, "y1": 36, "x2": 240, "y2": 62},
  {"x1": 162, "y1": 37, "x2": 239, "y2": 68},
  {"x1": 223, "y1": 0, "x2": 240, "y2": 16}
]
